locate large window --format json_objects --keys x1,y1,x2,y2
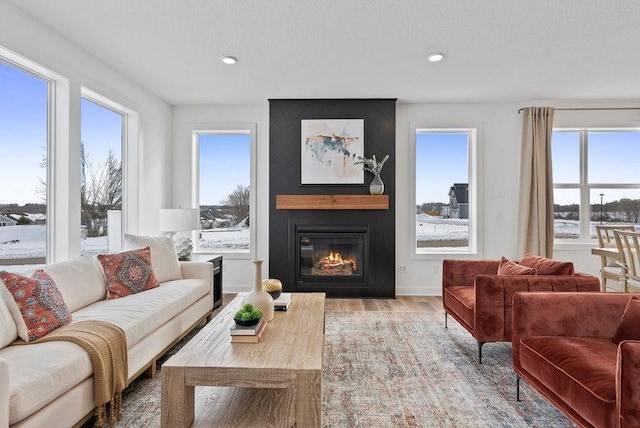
[
  {"x1": 553, "y1": 129, "x2": 640, "y2": 241},
  {"x1": 0, "y1": 60, "x2": 49, "y2": 265},
  {"x1": 80, "y1": 96, "x2": 124, "y2": 256},
  {"x1": 195, "y1": 128, "x2": 254, "y2": 253},
  {"x1": 414, "y1": 128, "x2": 477, "y2": 253}
]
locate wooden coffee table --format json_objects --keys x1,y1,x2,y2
[{"x1": 161, "y1": 292, "x2": 325, "y2": 427}]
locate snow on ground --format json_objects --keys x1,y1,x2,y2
[{"x1": 3, "y1": 217, "x2": 639, "y2": 261}]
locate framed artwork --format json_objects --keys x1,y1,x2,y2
[{"x1": 300, "y1": 119, "x2": 364, "y2": 184}]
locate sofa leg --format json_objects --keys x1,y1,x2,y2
[
  {"x1": 145, "y1": 360, "x2": 157, "y2": 378},
  {"x1": 478, "y1": 341, "x2": 485, "y2": 364},
  {"x1": 516, "y1": 375, "x2": 521, "y2": 401},
  {"x1": 444, "y1": 312, "x2": 448, "y2": 329}
]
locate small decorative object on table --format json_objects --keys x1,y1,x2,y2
[
  {"x1": 262, "y1": 278, "x2": 283, "y2": 300},
  {"x1": 355, "y1": 154, "x2": 390, "y2": 195},
  {"x1": 242, "y1": 259, "x2": 274, "y2": 321},
  {"x1": 233, "y1": 303, "x2": 262, "y2": 326}
]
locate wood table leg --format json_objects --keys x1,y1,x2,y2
[
  {"x1": 161, "y1": 366, "x2": 194, "y2": 428},
  {"x1": 295, "y1": 371, "x2": 322, "y2": 428}
]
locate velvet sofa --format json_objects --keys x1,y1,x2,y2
[
  {"x1": 0, "y1": 236, "x2": 213, "y2": 427},
  {"x1": 512, "y1": 292, "x2": 640, "y2": 428},
  {"x1": 442, "y1": 255, "x2": 600, "y2": 362}
]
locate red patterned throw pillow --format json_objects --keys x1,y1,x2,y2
[
  {"x1": 0, "y1": 270, "x2": 72, "y2": 342},
  {"x1": 97, "y1": 247, "x2": 159, "y2": 300}
]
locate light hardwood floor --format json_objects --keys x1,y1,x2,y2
[{"x1": 216, "y1": 294, "x2": 443, "y2": 314}]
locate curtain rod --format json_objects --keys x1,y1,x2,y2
[{"x1": 517, "y1": 107, "x2": 640, "y2": 113}]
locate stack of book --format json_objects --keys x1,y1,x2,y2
[
  {"x1": 229, "y1": 317, "x2": 267, "y2": 343},
  {"x1": 273, "y1": 293, "x2": 292, "y2": 311}
]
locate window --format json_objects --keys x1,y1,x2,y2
[
  {"x1": 552, "y1": 129, "x2": 640, "y2": 241},
  {"x1": 0, "y1": 60, "x2": 49, "y2": 265},
  {"x1": 414, "y1": 128, "x2": 477, "y2": 253},
  {"x1": 195, "y1": 127, "x2": 255, "y2": 254},
  {"x1": 80, "y1": 96, "x2": 124, "y2": 256}
]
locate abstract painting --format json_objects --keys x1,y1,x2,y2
[{"x1": 301, "y1": 119, "x2": 364, "y2": 184}]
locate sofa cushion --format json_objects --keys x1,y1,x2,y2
[
  {"x1": 0, "y1": 270, "x2": 71, "y2": 342},
  {"x1": 613, "y1": 297, "x2": 640, "y2": 344},
  {"x1": 497, "y1": 257, "x2": 537, "y2": 276},
  {"x1": 519, "y1": 336, "x2": 617, "y2": 428},
  {"x1": 519, "y1": 253, "x2": 574, "y2": 275},
  {"x1": 71, "y1": 278, "x2": 209, "y2": 348},
  {"x1": 42, "y1": 255, "x2": 106, "y2": 312},
  {"x1": 0, "y1": 341, "x2": 92, "y2": 425},
  {"x1": 97, "y1": 247, "x2": 159, "y2": 300},
  {"x1": 123, "y1": 234, "x2": 182, "y2": 283},
  {"x1": 0, "y1": 285, "x2": 18, "y2": 347},
  {"x1": 444, "y1": 285, "x2": 475, "y2": 331}
]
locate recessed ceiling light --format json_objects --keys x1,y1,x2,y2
[
  {"x1": 428, "y1": 53, "x2": 444, "y2": 62},
  {"x1": 221, "y1": 56, "x2": 237, "y2": 65}
]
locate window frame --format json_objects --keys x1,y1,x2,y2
[
  {"x1": 553, "y1": 127, "x2": 640, "y2": 244},
  {"x1": 79, "y1": 88, "x2": 137, "y2": 253},
  {"x1": 410, "y1": 126, "x2": 479, "y2": 257},
  {"x1": 191, "y1": 123, "x2": 257, "y2": 259}
]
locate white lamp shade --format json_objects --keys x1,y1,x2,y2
[{"x1": 159, "y1": 208, "x2": 199, "y2": 232}]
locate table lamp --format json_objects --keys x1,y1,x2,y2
[{"x1": 159, "y1": 208, "x2": 199, "y2": 260}]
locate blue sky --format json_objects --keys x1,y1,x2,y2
[
  {"x1": 415, "y1": 132, "x2": 469, "y2": 204},
  {"x1": 1, "y1": 61, "x2": 122, "y2": 205},
  {"x1": 199, "y1": 133, "x2": 250, "y2": 204}
]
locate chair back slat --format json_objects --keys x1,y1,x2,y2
[
  {"x1": 596, "y1": 225, "x2": 636, "y2": 248},
  {"x1": 614, "y1": 230, "x2": 640, "y2": 291}
]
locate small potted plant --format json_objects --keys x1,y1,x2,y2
[
  {"x1": 354, "y1": 154, "x2": 390, "y2": 195},
  {"x1": 234, "y1": 303, "x2": 263, "y2": 326}
]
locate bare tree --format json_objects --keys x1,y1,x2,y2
[
  {"x1": 615, "y1": 198, "x2": 640, "y2": 223},
  {"x1": 220, "y1": 185, "x2": 250, "y2": 227},
  {"x1": 81, "y1": 144, "x2": 122, "y2": 237}
]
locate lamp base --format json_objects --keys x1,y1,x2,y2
[{"x1": 172, "y1": 232, "x2": 193, "y2": 260}]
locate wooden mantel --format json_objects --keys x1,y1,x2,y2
[{"x1": 276, "y1": 194, "x2": 389, "y2": 210}]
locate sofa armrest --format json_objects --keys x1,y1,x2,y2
[
  {"x1": 472, "y1": 274, "x2": 601, "y2": 342},
  {"x1": 179, "y1": 262, "x2": 214, "y2": 296},
  {"x1": 0, "y1": 357, "x2": 8, "y2": 428},
  {"x1": 618, "y1": 340, "x2": 640, "y2": 427},
  {"x1": 512, "y1": 292, "x2": 637, "y2": 366},
  {"x1": 442, "y1": 259, "x2": 500, "y2": 291}
]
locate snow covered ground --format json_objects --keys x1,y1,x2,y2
[{"x1": 2, "y1": 217, "x2": 639, "y2": 262}]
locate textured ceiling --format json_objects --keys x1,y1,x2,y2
[{"x1": 8, "y1": 0, "x2": 640, "y2": 105}]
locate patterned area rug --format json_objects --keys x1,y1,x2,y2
[{"x1": 112, "y1": 310, "x2": 573, "y2": 427}]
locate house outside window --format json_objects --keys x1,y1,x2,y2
[
  {"x1": 552, "y1": 129, "x2": 640, "y2": 241},
  {"x1": 413, "y1": 128, "x2": 477, "y2": 254}
]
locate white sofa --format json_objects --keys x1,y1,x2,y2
[{"x1": 0, "y1": 246, "x2": 213, "y2": 427}]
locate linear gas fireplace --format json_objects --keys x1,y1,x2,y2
[{"x1": 295, "y1": 226, "x2": 369, "y2": 291}]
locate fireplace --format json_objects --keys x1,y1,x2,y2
[{"x1": 295, "y1": 226, "x2": 369, "y2": 291}]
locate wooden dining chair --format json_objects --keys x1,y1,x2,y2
[
  {"x1": 613, "y1": 229, "x2": 640, "y2": 292},
  {"x1": 595, "y1": 225, "x2": 636, "y2": 290}
]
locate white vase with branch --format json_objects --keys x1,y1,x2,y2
[{"x1": 354, "y1": 154, "x2": 389, "y2": 195}]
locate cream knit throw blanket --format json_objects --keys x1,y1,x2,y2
[{"x1": 19, "y1": 321, "x2": 128, "y2": 427}]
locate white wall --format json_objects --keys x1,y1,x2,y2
[
  {"x1": 172, "y1": 100, "x2": 640, "y2": 295},
  {"x1": 171, "y1": 105, "x2": 269, "y2": 291},
  {"x1": 0, "y1": 1, "x2": 172, "y2": 259}
]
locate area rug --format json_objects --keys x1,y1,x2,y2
[{"x1": 111, "y1": 311, "x2": 573, "y2": 427}]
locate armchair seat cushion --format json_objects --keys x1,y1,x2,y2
[
  {"x1": 443, "y1": 286, "x2": 475, "y2": 329},
  {"x1": 520, "y1": 336, "x2": 617, "y2": 427}
]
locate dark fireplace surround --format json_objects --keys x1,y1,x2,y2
[{"x1": 269, "y1": 99, "x2": 396, "y2": 298}]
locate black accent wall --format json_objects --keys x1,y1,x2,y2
[{"x1": 268, "y1": 99, "x2": 396, "y2": 298}]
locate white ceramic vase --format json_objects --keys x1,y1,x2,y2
[
  {"x1": 369, "y1": 174, "x2": 384, "y2": 195},
  {"x1": 242, "y1": 259, "x2": 274, "y2": 322}
]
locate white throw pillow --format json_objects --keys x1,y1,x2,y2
[
  {"x1": 43, "y1": 256, "x2": 107, "y2": 313},
  {"x1": 123, "y1": 234, "x2": 182, "y2": 283},
  {"x1": 0, "y1": 280, "x2": 18, "y2": 347}
]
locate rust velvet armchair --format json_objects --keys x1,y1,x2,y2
[
  {"x1": 442, "y1": 255, "x2": 601, "y2": 363},
  {"x1": 512, "y1": 292, "x2": 640, "y2": 428}
]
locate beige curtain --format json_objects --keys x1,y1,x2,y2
[{"x1": 517, "y1": 107, "x2": 555, "y2": 257}]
